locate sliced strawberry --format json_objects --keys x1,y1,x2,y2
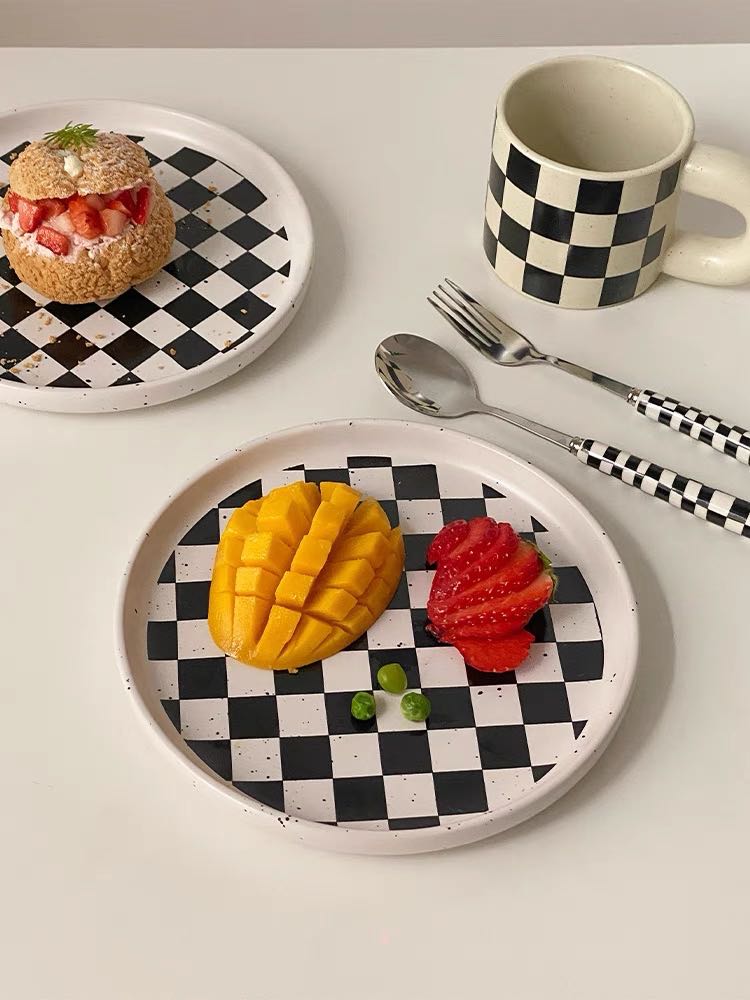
[
  {"x1": 132, "y1": 185, "x2": 151, "y2": 224},
  {"x1": 438, "y1": 570, "x2": 554, "y2": 639},
  {"x1": 17, "y1": 197, "x2": 45, "y2": 233},
  {"x1": 438, "y1": 517, "x2": 501, "y2": 578},
  {"x1": 452, "y1": 631, "x2": 535, "y2": 673},
  {"x1": 6, "y1": 190, "x2": 20, "y2": 213},
  {"x1": 113, "y1": 189, "x2": 136, "y2": 215},
  {"x1": 106, "y1": 196, "x2": 133, "y2": 217},
  {"x1": 36, "y1": 226, "x2": 69, "y2": 256},
  {"x1": 84, "y1": 194, "x2": 106, "y2": 210},
  {"x1": 428, "y1": 539, "x2": 539, "y2": 625},
  {"x1": 430, "y1": 522, "x2": 520, "y2": 600},
  {"x1": 68, "y1": 195, "x2": 103, "y2": 238},
  {"x1": 100, "y1": 208, "x2": 128, "y2": 236},
  {"x1": 427, "y1": 519, "x2": 469, "y2": 566},
  {"x1": 39, "y1": 198, "x2": 67, "y2": 219}
]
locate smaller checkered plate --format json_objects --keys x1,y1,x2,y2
[
  {"x1": 0, "y1": 100, "x2": 312, "y2": 412},
  {"x1": 117, "y1": 420, "x2": 638, "y2": 854}
]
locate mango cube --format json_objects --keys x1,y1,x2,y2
[
  {"x1": 217, "y1": 534, "x2": 244, "y2": 567},
  {"x1": 331, "y1": 531, "x2": 390, "y2": 569},
  {"x1": 308, "y1": 501, "x2": 348, "y2": 542},
  {"x1": 275, "y1": 571, "x2": 315, "y2": 609},
  {"x1": 254, "y1": 606, "x2": 302, "y2": 666},
  {"x1": 225, "y1": 500, "x2": 262, "y2": 537},
  {"x1": 231, "y1": 595, "x2": 271, "y2": 659},
  {"x1": 240, "y1": 532, "x2": 292, "y2": 573},
  {"x1": 211, "y1": 563, "x2": 236, "y2": 593},
  {"x1": 344, "y1": 498, "x2": 392, "y2": 537},
  {"x1": 274, "y1": 615, "x2": 333, "y2": 669},
  {"x1": 322, "y1": 482, "x2": 360, "y2": 517},
  {"x1": 257, "y1": 495, "x2": 310, "y2": 548},
  {"x1": 306, "y1": 587, "x2": 358, "y2": 621},
  {"x1": 235, "y1": 565, "x2": 279, "y2": 599},
  {"x1": 317, "y1": 558, "x2": 375, "y2": 597},
  {"x1": 291, "y1": 535, "x2": 332, "y2": 576}
]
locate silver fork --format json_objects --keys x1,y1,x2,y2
[{"x1": 428, "y1": 278, "x2": 750, "y2": 466}]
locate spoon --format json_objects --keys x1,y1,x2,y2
[{"x1": 374, "y1": 333, "x2": 750, "y2": 538}]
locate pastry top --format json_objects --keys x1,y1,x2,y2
[{"x1": 8, "y1": 132, "x2": 152, "y2": 201}]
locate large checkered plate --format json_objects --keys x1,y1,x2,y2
[
  {"x1": 0, "y1": 100, "x2": 312, "y2": 412},
  {"x1": 117, "y1": 420, "x2": 638, "y2": 854}
]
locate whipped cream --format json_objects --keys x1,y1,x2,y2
[{"x1": 0, "y1": 208, "x2": 123, "y2": 264}]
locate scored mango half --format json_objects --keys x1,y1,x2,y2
[{"x1": 208, "y1": 482, "x2": 404, "y2": 670}]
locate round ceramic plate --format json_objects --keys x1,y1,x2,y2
[
  {"x1": 0, "y1": 100, "x2": 312, "y2": 412},
  {"x1": 117, "y1": 420, "x2": 638, "y2": 854}
]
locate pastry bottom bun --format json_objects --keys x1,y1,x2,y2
[{"x1": 2, "y1": 185, "x2": 175, "y2": 304}]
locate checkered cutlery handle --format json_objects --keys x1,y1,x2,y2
[
  {"x1": 632, "y1": 390, "x2": 750, "y2": 465},
  {"x1": 573, "y1": 439, "x2": 750, "y2": 537}
]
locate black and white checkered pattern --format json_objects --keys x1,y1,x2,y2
[
  {"x1": 0, "y1": 137, "x2": 291, "y2": 388},
  {"x1": 633, "y1": 390, "x2": 750, "y2": 465},
  {"x1": 575, "y1": 439, "x2": 750, "y2": 536},
  {"x1": 146, "y1": 455, "x2": 607, "y2": 830},
  {"x1": 483, "y1": 136, "x2": 681, "y2": 308}
]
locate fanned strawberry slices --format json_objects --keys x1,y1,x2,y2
[{"x1": 426, "y1": 517, "x2": 555, "y2": 672}]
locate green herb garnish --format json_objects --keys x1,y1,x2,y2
[{"x1": 43, "y1": 122, "x2": 98, "y2": 150}]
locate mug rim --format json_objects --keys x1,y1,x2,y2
[{"x1": 497, "y1": 54, "x2": 695, "y2": 181}]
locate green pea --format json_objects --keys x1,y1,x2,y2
[
  {"x1": 351, "y1": 691, "x2": 376, "y2": 721},
  {"x1": 377, "y1": 662, "x2": 408, "y2": 694},
  {"x1": 400, "y1": 691, "x2": 431, "y2": 722}
]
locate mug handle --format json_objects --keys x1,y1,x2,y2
[{"x1": 662, "y1": 143, "x2": 750, "y2": 286}]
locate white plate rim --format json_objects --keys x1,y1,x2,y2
[
  {"x1": 115, "y1": 419, "x2": 639, "y2": 855},
  {"x1": 0, "y1": 98, "x2": 314, "y2": 413}
]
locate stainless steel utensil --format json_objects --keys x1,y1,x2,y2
[
  {"x1": 375, "y1": 333, "x2": 750, "y2": 538},
  {"x1": 428, "y1": 278, "x2": 750, "y2": 466}
]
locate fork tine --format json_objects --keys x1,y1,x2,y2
[
  {"x1": 437, "y1": 281, "x2": 506, "y2": 348},
  {"x1": 441, "y1": 278, "x2": 526, "y2": 349},
  {"x1": 427, "y1": 295, "x2": 492, "y2": 357},
  {"x1": 433, "y1": 284, "x2": 497, "y2": 350}
]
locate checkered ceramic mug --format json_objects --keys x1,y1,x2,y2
[{"x1": 484, "y1": 56, "x2": 750, "y2": 308}]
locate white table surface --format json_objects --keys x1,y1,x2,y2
[{"x1": 2, "y1": 45, "x2": 749, "y2": 1000}]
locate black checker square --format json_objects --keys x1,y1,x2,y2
[
  {"x1": 518, "y1": 682, "x2": 572, "y2": 724},
  {"x1": 147, "y1": 620, "x2": 178, "y2": 661},
  {"x1": 179, "y1": 507, "x2": 220, "y2": 545},
  {"x1": 440, "y1": 497, "x2": 488, "y2": 522},
  {"x1": 506, "y1": 145, "x2": 540, "y2": 197},
  {"x1": 165, "y1": 249, "x2": 218, "y2": 287},
  {"x1": 522, "y1": 264, "x2": 563, "y2": 304},
  {"x1": 302, "y1": 467, "x2": 351, "y2": 487},
  {"x1": 220, "y1": 480, "x2": 263, "y2": 507},
  {"x1": 273, "y1": 666, "x2": 325, "y2": 695},
  {"x1": 599, "y1": 270, "x2": 640, "y2": 306},
  {"x1": 483, "y1": 219, "x2": 499, "y2": 266},
  {"x1": 403, "y1": 533, "x2": 432, "y2": 571},
  {"x1": 531, "y1": 200, "x2": 574, "y2": 243},
  {"x1": 279, "y1": 736, "x2": 332, "y2": 780},
  {"x1": 423, "y1": 687, "x2": 475, "y2": 730},
  {"x1": 234, "y1": 780, "x2": 285, "y2": 812},
  {"x1": 553, "y1": 567, "x2": 594, "y2": 604},
  {"x1": 224, "y1": 292, "x2": 275, "y2": 331},
  {"x1": 49, "y1": 372, "x2": 89, "y2": 388},
  {"x1": 558, "y1": 641, "x2": 605, "y2": 681},
  {"x1": 164, "y1": 331, "x2": 219, "y2": 370},
  {"x1": 488, "y1": 155, "x2": 506, "y2": 205},
  {"x1": 410, "y1": 607, "x2": 441, "y2": 648},
  {"x1": 112, "y1": 371, "x2": 143, "y2": 386},
  {"x1": 105, "y1": 288, "x2": 159, "y2": 328},
  {"x1": 477, "y1": 725, "x2": 531, "y2": 769},
  {"x1": 388, "y1": 573, "x2": 411, "y2": 611},
  {"x1": 228, "y1": 696, "x2": 280, "y2": 740},
  {"x1": 433, "y1": 771, "x2": 488, "y2": 816},
  {"x1": 175, "y1": 581, "x2": 211, "y2": 621},
  {"x1": 161, "y1": 699, "x2": 181, "y2": 731},
  {"x1": 657, "y1": 160, "x2": 681, "y2": 202},
  {"x1": 223, "y1": 215, "x2": 274, "y2": 251},
  {"x1": 186, "y1": 739, "x2": 232, "y2": 781},
  {"x1": 369, "y1": 648, "x2": 419, "y2": 690},
  {"x1": 393, "y1": 464, "x2": 440, "y2": 500},
  {"x1": 389, "y1": 816, "x2": 440, "y2": 830},
  {"x1": 0, "y1": 287, "x2": 42, "y2": 327},
  {"x1": 104, "y1": 330, "x2": 159, "y2": 370},
  {"x1": 499, "y1": 213, "x2": 531, "y2": 260},
  {"x1": 44, "y1": 329, "x2": 97, "y2": 370},
  {"x1": 165, "y1": 146, "x2": 215, "y2": 176},
  {"x1": 222, "y1": 252, "x2": 274, "y2": 290},
  {"x1": 576, "y1": 178, "x2": 623, "y2": 214},
  {"x1": 164, "y1": 289, "x2": 217, "y2": 329},
  {"x1": 1, "y1": 140, "x2": 29, "y2": 165},
  {"x1": 169, "y1": 178, "x2": 214, "y2": 212},
  {"x1": 178, "y1": 657, "x2": 227, "y2": 700},
  {"x1": 334, "y1": 777, "x2": 387, "y2": 823},
  {"x1": 642, "y1": 227, "x2": 666, "y2": 267},
  {"x1": 527, "y1": 605, "x2": 556, "y2": 643},
  {"x1": 158, "y1": 554, "x2": 176, "y2": 584},
  {"x1": 43, "y1": 299, "x2": 98, "y2": 326},
  {"x1": 0, "y1": 254, "x2": 20, "y2": 286},
  {"x1": 566, "y1": 244, "x2": 610, "y2": 279},
  {"x1": 378, "y1": 731, "x2": 432, "y2": 774},
  {"x1": 175, "y1": 213, "x2": 217, "y2": 248},
  {"x1": 612, "y1": 206, "x2": 654, "y2": 245},
  {"x1": 325, "y1": 692, "x2": 378, "y2": 735},
  {"x1": 0, "y1": 328, "x2": 38, "y2": 369},
  {"x1": 222, "y1": 178, "x2": 267, "y2": 214}
]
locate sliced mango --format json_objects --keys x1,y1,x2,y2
[{"x1": 208, "y1": 481, "x2": 404, "y2": 671}]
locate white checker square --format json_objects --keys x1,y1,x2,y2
[
  {"x1": 366, "y1": 609, "x2": 414, "y2": 650},
  {"x1": 137, "y1": 270, "x2": 190, "y2": 307},
  {"x1": 435, "y1": 464, "x2": 483, "y2": 498},
  {"x1": 525, "y1": 232, "x2": 568, "y2": 274},
  {"x1": 179, "y1": 697, "x2": 229, "y2": 740},
  {"x1": 71, "y1": 309, "x2": 129, "y2": 346},
  {"x1": 16, "y1": 282, "x2": 51, "y2": 306},
  {"x1": 284, "y1": 779, "x2": 336, "y2": 823},
  {"x1": 483, "y1": 496, "x2": 533, "y2": 532},
  {"x1": 15, "y1": 309, "x2": 68, "y2": 347},
  {"x1": 347, "y1": 465, "x2": 395, "y2": 500},
  {"x1": 491, "y1": 131, "x2": 510, "y2": 174},
  {"x1": 534, "y1": 169, "x2": 580, "y2": 211},
  {"x1": 485, "y1": 186, "x2": 501, "y2": 236},
  {"x1": 193, "y1": 160, "x2": 243, "y2": 195},
  {"x1": 618, "y1": 171, "x2": 661, "y2": 213},
  {"x1": 517, "y1": 643, "x2": 563, "y2": 682},
  {"x1": 383, "y1": 773, "x2": 437, "y2": 819},
  {"x1": 151, "y1": 660, "x2": 178, "y2": 699},
  {"x1": 192, "y1": 313, "x2": 248, "y2": 351},
  {"x1": 500, "y1": 178, "x2": 535, "y2": 228},
  {"x1": 559, "y1": 275, "x2": 605, "y2": 309},
  {"x1": 175, "y1": 544, "x2": 214, "y2": 583},
  {"x1": 13, "y1": 352, "x2": 67, "y2": 386},
  {"x1": 533, "y1": 528, "x2": 578, "y2": 568},
  {"x1": 470, "y1": 684, "x2": 523, "y2": 726},
  {"x1": 248, "y1": 199, "x2": 284, "y2": 232},
  {"x1": 377, "y1": 689, "x2": 427, "y2": 732},
  {"x1": 150, "y1": 583, "x2": 176, "y2": 620},
  {"x1": 166, "y1": 200, "x2": 189, "y2": 223},
  {"x1": 649, "y1": 196, "x2": 676, "y2": 235},
  {"x1": 231, "y1": 737, "x2": 282, "y2": 781},
  {"x1": 249, "y1": 271, "x2": 290, "y2": 307},
  {"x1": 152, "y1": 161, "x2": 190, "y2": 194},
  {"x1": 67, "y1": 349, "x2": 128, "y2": 389},
  {"x1": 406, "y1": 570, "x2": 433, "y2": 609},
  {"x1": 134, "y1": 311, "x2": 189, "y2": 348},
  {"x1": 397, "y1": 499, "x2": 443, "y2": 533},
  {"x1": 416, "y1": 646, "x2": 467, "y2": 687},
  {"x1": 322, "y1": 649, "x2": 372, "y2": 692},
  {"x1": 195, "y1": 231, "x2": 246, "y2": 268},
  {"x1": 330, "y1": 733, "x2": 382, "y2": 778},
  {"x1": 177, "y1": 618, "x2": 215, "y2": 658},
  {"x1": 427, "y1": 728, "x2": 481, "y2": 772},
  {"x1": 550, "y1": 603, "x2": 601, "y2": 642},
  {"x1": 226, "y1": 658, "x2": 275, "y2": 697},
  {"x1": 252, "y1": 233, "x2": 292, "y2": 270},
  {"x1": 636, "y1": 259, "x2": 662, "y2": 296},
  {"x1": 525, "y1": 722, "x2": 577, "y2": 766},
  {"x1": 570, "y1": 212, "x2": 617, "y2": 247},
  {"x1": 166, "y1": 241, "x2": 190, "y2": 266},
  {"x1": 131, "y1": 351, "x2": 187, "y2": 382},
  {"x1": 565, "y1": 680, "x2": 602, "y2": 723},
  {"x1": 194, "y1": 196, "x2": 244, "y2": 230},
  {"x1": 276, "y1": 693, "x2": 329, "y2": 737},
  {"x1": 340, "y1": 819, "x2": 389, "y2": 831},
  {"x1": 193, "y1": 270, "x2": 246, "y2": 308},
  {"x1": 483, "y1": 768, "x2": 535, "y2": 810},
  {"x1": 606, "y1": 240, "x2": 646, "y2": 277}
]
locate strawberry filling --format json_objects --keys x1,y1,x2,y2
[{"x1": 1, "y1": 184, "x2": 152, "y2": 258}]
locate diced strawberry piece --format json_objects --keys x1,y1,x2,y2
[
  {"x1": 39, "y1": 198, "x2": 67, "y2": 219},
  {"x1": 438, "y1": 570, "x2": 554, "y2": 639},
  {"x1": 426, "y1": 520, "x2": 469, "y2": 566},
  {"x1": 106, "y1": 197, "x2": 133, "y2": 217},
  {"x1": 85, "y1": 194, "x2": 106, "y2": 210},
  {"x1": 50, "y1": 211, "x2": 75, "y2": 235},
  {"x1": 428, "y1": 540, "x2": 539, "y2": 625},
  {"x1": 36, "y1": 225, "x2": 69, "y2": 256},
  {"x1": 68, "y1": 195, "x2": 103, "y2": 238},
  {"x1": 132, "y1": 185, "x2": 151, "y2": 224},
  {"x1": 17, "y1": 197, "x2": 45, "y2": 233},
  {"x1": 114, "y1": 189, "x2": 136, "y2": 215},
  {"x1": 6, "y1": 191, "x2": 19, "y2": 212},
  {"x1": 100, "y1": 208, "x2": 128, "y2": 237},
  {"x1": 438, "y1": 517, "x2": 501, "y2": 578},
  {"x1": 451, "y1": 631, "x2": 535, "y2": 673}
]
